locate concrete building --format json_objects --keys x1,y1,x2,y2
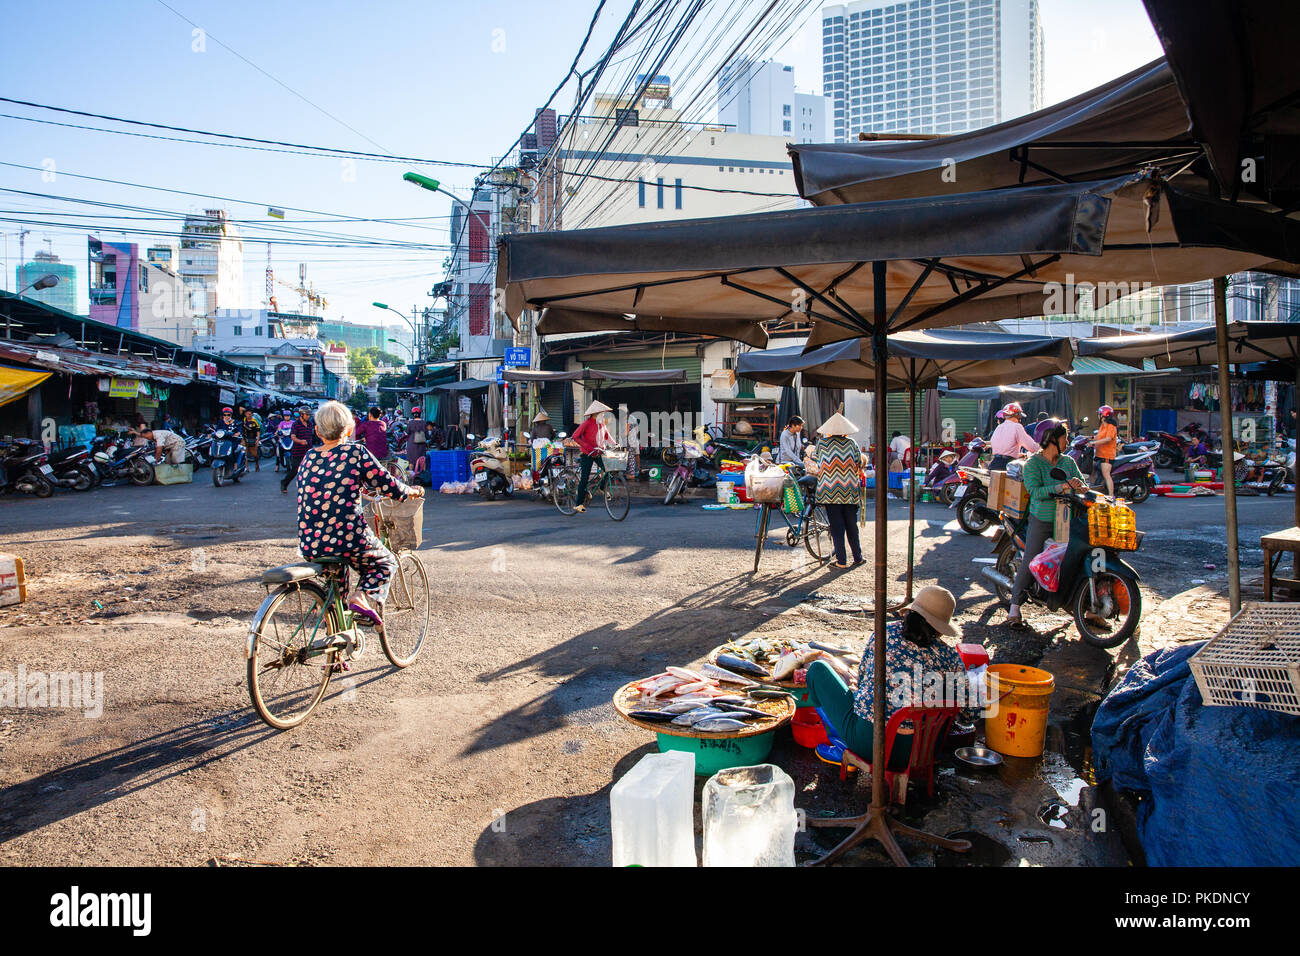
[
  {"x1": 87, "y1": 236, "x2": 196, "y2": 344},
  {"x1": 178, "y1": 209, "x2": 245, "y2": 327},
  {"x1": 16, "y1": 250, "x2": 77, "y2": 314},
  {"x1": 718, "y1": 59, "x2": 831, "y2": 143},
  {"x1": 822, "y1": 0, "x2": 1044, "y2": 141}
]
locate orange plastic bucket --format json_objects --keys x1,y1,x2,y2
[{"x1": 984, "y1": 663, "x2": 1054, "y2": 758}]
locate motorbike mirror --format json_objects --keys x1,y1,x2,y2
[
  {"x1": 466, "y1": 433, "x2": 476, "y2": 442},
  {"x1": 1049, "y1": 467, "x2": 1067, "y2": 480},
  {"x1": 558, "y1": 431, "x2": 568, "y2": 439},
  {"x1": 522, "y1": 431, "x2": 531, "y2": 440}
]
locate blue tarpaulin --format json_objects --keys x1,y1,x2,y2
[{"x1": 1092, "y1": 643, "x2": 1300, "y2": 866}]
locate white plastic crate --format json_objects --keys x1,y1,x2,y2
[{"x1": 1189, "y1": 603, "x2": 1300, "y2": 716}]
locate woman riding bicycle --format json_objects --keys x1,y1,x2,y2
[
  {"x1": 572, "y1": 400, "x2": 614, "y2": 514},
  {"x1": 295, "y1": 401, "x2": 424, "y2": 628}
]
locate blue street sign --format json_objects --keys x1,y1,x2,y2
[
  {"x1": 495, "y1": 364, "x2": 505, "y2": 384},
  {"x1": 504, "y1": 346, "x2": 531, "y2": 367}
]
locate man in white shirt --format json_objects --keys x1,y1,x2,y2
[
  {"x1": 139, "y1": 427, "x2": 186, "y2": 465},
  {"x1": 889, "y1": 431, "x2": 911, "y2": 464}
]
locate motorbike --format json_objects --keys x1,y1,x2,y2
[
  {"x1": 0, "y1": 437, "x2": 56, "y2": 497},
  {"x1": 185, "y1": 426, "x2": 215, "y2": 469},
  {"x1": 663, "y1": 425, "x2": 751, "y2": 505},
  {"x1": 274, "y1": 428, "x2": 294, "y2": 471},
  {"x1": 925, "y1": 437, "x2": 987, "y2": 505},
  {"x1": 258, "y1": 430, "x2": 278, "y2": 462},
  {"x1": 981, "y1": 466, "x2": 1143, "y2": 648},
  {"x1": 519, "y1": 431, "x2": 569, "y2": 502},
  {"x1": 1067, "y1": 435, "x2": 1157, "y2": 503},
  {"x1": 90, "y1": 433, "x2": 156, "y2": 486},
  {"x1": 1242, "y1": 439, "x2": 1296, "y2": 496},
  {"x1": 469, "y1": 434, "x2": 513, "y2": 500},
  {"x1": 209, "y1": 426, "x2": 248, "y2": 487},
  {"x1": 1146, "y1": 424, "x2": 1211, "y2": 470},
  {"x1": 951, "y1": 459, "x2": 997, "y2": 535},
  {"x1": 47, "y1": 443, "x2": 98, "y2": 491}
]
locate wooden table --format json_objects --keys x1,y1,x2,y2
[{"x1": 1261, "y1": 527, "x2": 1300, "y2": 600}]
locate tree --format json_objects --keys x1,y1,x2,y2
[{"x1": 349, "y1": 353, "x2": 377, "y2": 385}]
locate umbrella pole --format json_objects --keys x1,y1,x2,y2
[
  {"x1": 811, "y1": 263, "x2": 971, "y2": 866},
  {"x1": 906, "y1": 373, "x2": 917, "y2": 604},
  {"x1": 1214, "y1": 276, "x2": 1241, "y2": 614}
]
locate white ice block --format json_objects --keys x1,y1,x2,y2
[
  {"x1": 610, "y1": 751, "x2": 697, "y2": 867},
  {"x1": 702, "y1": 763, "x2": 796, "y2": 867}
]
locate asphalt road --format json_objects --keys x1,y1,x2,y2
[{"x1": 0, "y1": 467, "x2": 1293, "y2": 865}]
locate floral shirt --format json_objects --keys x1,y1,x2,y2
[
  {"x1": 853, "y1": 620, "x2": 981, "y2": 725},
  {"x1": 296, "y1": 442, "x2": 411, "y2": 559}
]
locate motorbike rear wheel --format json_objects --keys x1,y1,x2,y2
[
  {"x1": 1127, "y1": 477, "x2": 1152, "y2": 504},
  {"x1": 71, "y1": 465, "x2": 95, "y2": 492},
  {"x1": 993, "y1": 544, "x2": 1019, "y2": 605},
  {"x1": 32, "y1": 474, "x2": 54, "y2": 498},
  {"x1": 1072, "y1": 573, "x2": 1141, "y2": 649},
  {"x1": 939, "y1": 482, "x2": 957, "y2": 506},
  {"x1": 130, "y1": 459, "x2": 155, "y2": 486},
  {"x1": 1267, "y1": 470, "x2": 1286, "y2": 496},
  {"x1": 663, "y1": 470, "x2": 685, "y2": 505},
  {"x1": 957, "y1": 491, "x2": 992, "y2": 535}
]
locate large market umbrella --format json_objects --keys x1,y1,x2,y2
[
  {"x1": 738, "y1": 329, "x2": 1075, "y2": 602},
  {"x1": 941, "y1": 383, "x2": 1056, "y2": 403},
  {"x1": 503, "y1": 172, "x2": 1279, "y2": 866},
  {"x1": 921, "y1": 388, "x2": 943, "y2": 445}
]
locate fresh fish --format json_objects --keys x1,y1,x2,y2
[
  {"x1": 747, "y1": 687, "x2": 795, "y2": 701},
  {"x1": 692, "y1": 717, "x2": 748, "y2": 733},
  {"x1": 670, "y1": 707, "x2": 727, "y2": 726},
  {"x1": 711, "y1": 702, "x2": 770, "y2": 719},
  {"x1": 716, "y1": 653, "x2": 769, "y2": 678},
  {"x1": 706, "y1": 695, "x2": 747, "y2": 706},
  {"x1": 640, "y1": 674, "x2": 687, "y2": 698},
  {"x1": 633, "y1": 672, "x2": 668, "y2": 691},
  {"x1": 657, "y1": 700, "x2": 704, "y2": 715},
  {"x1": 809, "y1": 641, "x2": 855, "y2": 656},
  {"x1": 665, "y1": 666, "x2": 704, "y2": 683},
  {"x1": 770, "y1": 651, "x2": 800, "y2": 682},
  {"x1": 700, "y1": 662, "x2": 759, "y2": 686},
  {"x1": 673, "y1": 680, "x2": 717, "y2": 695},
  {"x1": 627, "y1": 709, "x2": 679, "y2": 723},
  {"x1": 670, "y1": 693, "x2": 722, "y2": 705}
]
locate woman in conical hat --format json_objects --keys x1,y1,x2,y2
[
  {"x1": 572, "y1": 400, "x2": 614, "y2": 512},
  {"x1": 814, "y1": 412, "x2": 867, "y2": 568},
  {"x1": 530, "y1": 407, "x2": 554, "y2": 441}
]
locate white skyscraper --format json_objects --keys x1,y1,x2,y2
[
  {"x1": 718, "y1": 59, "x2": 832, "y2": 143},
  {"x1": 822, "y1": 0, "x2": 1044, "y2": 142}
]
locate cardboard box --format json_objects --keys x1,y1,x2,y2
[
  {"x1": 1001, "y1": 475, "x2": 1029, "y2": 518},
  {"x1": 154, "y1": 463, "x2": 194, "y2": 485},
  {"x1": 1054, "y1": 500, "x2": 1071, "y2": 544},
  {"x1": 0, "y1": 554, "x2": 27, "y2": 607},
  {"x1": 988, "y1": 470, "x2": 1007, "y2": 510}
]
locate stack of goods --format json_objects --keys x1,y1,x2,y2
[
  {"x1": 438, "y1": 481, "x2": 477, "y2": 494},
  {"x1": 1088, "y1": 500, "x2": 1138, "y2": 550},
  {"x1": 715, "y1": 637, "x2": 857, "y2": 688}
]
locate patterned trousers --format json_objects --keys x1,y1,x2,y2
[{"x1": 309, "y1": 534, "x2": 397, "y2": 603}]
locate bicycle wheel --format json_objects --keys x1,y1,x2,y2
[
  {"x1": 553, "y1": 466, "x2": 578, "y2": 515},
  {"x1": 247, "y1": 582, "x2": 338, "y2": 730},
  {"x1": 803, "y1": 504, "x2": 831, "y2": 563},
  {"x1": 381, "y1": 551, "x2": 429, "y2": 667},
  {"x1": 753, "y1": 505, "x2": 771, "y2": 573},
  {"x1": 604, "y1": 473, "x2": 630, "y2": 520}
]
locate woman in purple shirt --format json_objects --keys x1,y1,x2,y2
[{"x1": 354, "y1": 406, "x2": 390, "y2": 462}]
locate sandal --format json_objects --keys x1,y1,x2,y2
[
  {"x1": 349, "y1": 601, "x2": 382, "y2": 628},
  {"x1": 831, "y1": 562, "x2": 851, "y2": 570},
  {"x1": 1006, "y1": 614, "x2": 1028, "y2": 630},
  {"x1": 574, "y1": 505, "x2": 586, "y2": 513}
]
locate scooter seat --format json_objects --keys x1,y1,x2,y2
[{"x1": 260, "y1": 563, "x2": 322, "y2": 585}]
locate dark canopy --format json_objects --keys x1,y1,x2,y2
[
  {"x1": 791, "y1": 59, "x2": 1197, "y2": 206},
  {"x1": 735, "y1": 329, "x2": 1073, "y2": 391},
  {"x1": 436, "y1": 378, "x2": 496, "y2": 392},
  {"x1": 500, "y1": 172, "x2": 1298, "y2": 350},
  {"x1": 1078, "y1": 321, "x2": 1300, "y2": 370},
  {"x1": 1143, "y1": 0, "x2": 1300, "y2": 207},
  {"x1": 502, "y1": 366, "x2": 687, "y2": 384},
  {"x1": 943, "y1": 383, "x2": 1056, "y2": 402}
]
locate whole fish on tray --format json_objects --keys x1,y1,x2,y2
[{"x1": 715, "y1": 653, "x2": 769, "y2": 678}]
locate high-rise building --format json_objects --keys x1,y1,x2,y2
[
  {"x1": 87, "y1": 237, "x2": 195, "y2": 343},
  {"x1": 822, "y1": 0, "x2": 1044, "y2": 142},
  {"x1": 16, "y1": 250, "x2": 77, "y2": 314},
  {"x1": 178, "y1": 208, "x2": 245, "y2": 326},
  {"x1": 718, "y1": 59, "x2": 831, "y2": 143}
]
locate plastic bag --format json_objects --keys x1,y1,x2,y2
[
  {"x1": 1028, "y1": 539, "x2": 1067, "y2": 592},
  {"x1": 745, "y1": 458, "x2": 788, "y2": 504}
]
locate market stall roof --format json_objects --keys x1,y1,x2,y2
[
  {"x1": 1077, "y1": 321, "x2": 1300, "y2": 370},
  {"x1": 236, "y1": 379, "x2": 300, "y2": 405},
  {"x1": 735, "y1": 328, "x2": 1073, "y2": 391},
  {"x1": 0, "y1": 338, "x2": 195, "y2": 386},
  {"x1": 500, "y1": 171, "x2": 1300, "y2": 351},
  {"x1": 942, "y1": 383, "x2": 1056, "y2": 402},
  {"x1": 1068, "y1": 356, "x2": 1168, "y2": 376},
  {"x1": 790, "y1": 59, "x2": 1199, "y2": 206},
  {"x1": 1142, "y1": 0, "x2": 1300, "y2": 206},
  {"x1": 435, "y1": 378, "x2": 496, "y2": 391},
  {"x1": 502, "y1": 366, "x2": 688, "y2": 384}
]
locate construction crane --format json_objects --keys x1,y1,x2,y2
[
  {"x1": 265, "y1": 243, "x2": 277, "y2": 312},
  {"x1": 273, "y1": 263, "x2": 327, "y2": 315}
]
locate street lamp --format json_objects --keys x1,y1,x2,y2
[
  {"x1": 17, "y1": 273, "x2": 59, "y2": 296},
  {"x1": 402, "y1": 172, "x2": 478, "y2": 216},
  {"x1": 387, "y1": 337, "x2": 413, "y2": 361}
]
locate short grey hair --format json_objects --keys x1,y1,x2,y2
[{"x1": 314, "y1": 400, "x2": 352, "y2": 441}]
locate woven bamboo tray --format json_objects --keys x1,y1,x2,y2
[{"x1": 612, "y1": 679, "x2": 795, "y2": 739}]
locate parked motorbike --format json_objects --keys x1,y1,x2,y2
[
  {"x1": 1067, "y1": 435, "x2": 1157, "y2": 503},
  {"x1": 951, "y1": 459, "x2": 998, "y2": 535},
  {"x1": 924, "y1": 437, "x2": 987, "y2": 505},
  {"x1": 90, "y1": 433, "x2": 156, "y2": 486},
  {"x1": 209, "y1": 426, "x2": 247, "y2": 487},
  {"x1": 258, "y1": 430, "x2": 278, "y2": 461},
  {"x1": 519, "y1": 431, "x2": 568, "y2": 502},
  {"x1": 663, "y1": 425, "x2": 751, "y2": 504},
  {"x1": 1244, "y1": 439, "x2": 1296, "y2": 496},
  {"x1": 1146, "y1": 424, "x2": 1211, "y2": 470},
  {"x1": 469, "y1": 435, "x2": 513, "y2": 500},
  {"x1": 185, "y1": 426, "x2": 215, "y2": 469},
  {"x1": 47, "y1": 443, "x2": 97, "y2": 491},
  {"x1": 0, "y1": 437, "x2": 56, "y2": 497},
  {"x1": 981, "y1": 466, "x2": 1143, "y2": 648}
]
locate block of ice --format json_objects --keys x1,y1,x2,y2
[
  {"x1": 702, "y1": 763, "x2": 795, "y2": 867},
  {"x1": 610, "y1": 750, "x2": 697, "y2": 867}
]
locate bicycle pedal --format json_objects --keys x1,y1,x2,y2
[{"x1": 331, "y1": 661, "x2": 351, "y2": 674}]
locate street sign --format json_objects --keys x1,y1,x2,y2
[
  {"x1": 504, "y1": 347, "x2": 531, "y2": 367},
  {"x1": 495, "y1": 365, "x2": 505, "y2": 385}
]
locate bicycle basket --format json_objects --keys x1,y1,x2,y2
[
  {"x1": 602, "y1": 449, "x2": 629, "y2": 473},
  {"x1": 369, "y1": 497, "x2": 424, "y2": 551}
]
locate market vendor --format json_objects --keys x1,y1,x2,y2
[
  {"x1": 806, "y1": 585, "x2": 979, "y2": 764},
  {"x1": 137, "y1": 426, "x2": 186, "y2": 465},
  {"x1": 530, "y1": 409, "x2": 555, "y2": 441},
  {"x1": 572, "y1": 400, "x2": 613, "y2": 514}
]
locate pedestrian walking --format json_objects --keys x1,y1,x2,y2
[{"x1": 814, "y1": 412, "x2": 868, "y2": 569}]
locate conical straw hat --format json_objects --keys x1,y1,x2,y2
[
  {"x1": 817, "y1": 412, "x2": 859, "y2": 436},
  {"x1": 584, "y1": 400, "x2": 612, "y2": 416}
]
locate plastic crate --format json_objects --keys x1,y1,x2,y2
[
  {"x1": 1189, "y1": 603, "x2": 1300, "y2": 716},
  {"x1": 428, "y1": 449, "x2": 470, "y2": 482}
]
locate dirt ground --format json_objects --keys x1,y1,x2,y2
[{"x1": 0, "y1": 467, "x2": 1293, "y2": 866}]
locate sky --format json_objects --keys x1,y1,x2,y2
[{"x1": 0, "y1": 0, "x2": 1163, "y2": 327}]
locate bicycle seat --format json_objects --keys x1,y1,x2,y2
[
  {"x1": 261, "y1": 562, "x2": 323, "y2": 584},
  {"x1": 797, "y1": 474, "x2": 818, "y2": 488}
]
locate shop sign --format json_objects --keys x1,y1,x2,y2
[
  {"x1": 219, "y1": 388, "x2": 236, "y2": 405},
  {"x1": 108, "y1": 377, "x2": 140, "y2": 399},
  {"x1": 495, "y1": 365, "x2": 505, "y2": 384},
  {"x1": 197, "y1": 361, "x2": 219, "y2": 380}
]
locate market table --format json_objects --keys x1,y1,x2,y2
[{"x1": 1261, "y1": 527, "x2": 1300, "y2": 601}]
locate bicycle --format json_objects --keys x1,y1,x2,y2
[
  {"x1": 752, "y1": 471, "x2": 830, "y2": 573},
  {"x1": 553, "y1": 447, "x2": 630, "y2": 521},
  {"x1": 246, "y1": 497, "x2": 431, "y2": 730}
]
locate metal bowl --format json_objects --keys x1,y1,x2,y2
[{"x1": 955, "y1": 746, "x2": 1003, "y2": 769}]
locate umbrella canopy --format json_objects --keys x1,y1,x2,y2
[
  {"x1": 921, "y1": 388, "x2": 943, "y2": 444},
  {"x1": 735, "y1": 329, "x2": 1074, "y2": 391},
  {"x1": 1142, "y1": 0, "x2": 1300, "y2": 206},
  {"x1": 500, "y1": 172, "x2": 1298, "y2": 352},
  {"x1": 436, "y1": 378, "x2": 496, "y2": 391},
  {"x1": 791, "y1": 59, "x2": 1199, "y2": 206},
  {"x1": 942, "y1": 383, "x2": 1056, "y2": 402},
  {"x1": 1077, "y1": 321, "x2": 1300, "y2": 369},
  {"x1": 502, "y1": 366, "x2": 687, "y2": 384}
]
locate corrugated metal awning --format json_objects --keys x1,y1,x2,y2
[
  {"x1": 1069, "y1": 357, "x2": 1175, "y2": 376},
  {"x1": 0, "y1": 340, "x2": 194, "y2": 385}
]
